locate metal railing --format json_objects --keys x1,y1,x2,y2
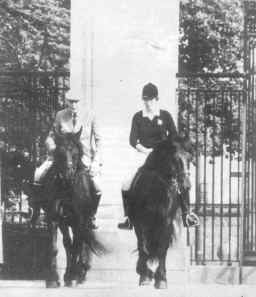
[
  {"x1": 0, "y1": 71, "x2": 69, "y2": 224},
  {"x1": 177, "y1": 77, "x2": 244, "y2": 264}
]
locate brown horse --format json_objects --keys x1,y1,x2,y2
[
  {"x1": 28, "y1": 129, "x2": 106, "y2": 288},
  {"x1": 127, "y1": 137, "x2": 190, "y2": 289}
]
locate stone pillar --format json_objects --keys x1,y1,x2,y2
[
  {"x1": 0, "y1": 151, "x2": 2, "y2": 263},
  {"x1": 70, "y1": 1, "x2": 93, "y2": 110}
]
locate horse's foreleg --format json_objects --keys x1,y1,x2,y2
[
  {"x1": 135, "y1": 226, "x2": 153, "y2": 286},
  {"x1": 137, "y1": 251, "x2": 154, "y2": 286},
  {"x1": 59, "y1": 223, "x2": 73, "y2": 287},
  {"x1": 70, "y1": 226, "x2": 84, "y2": 285},
  {"x1": 154, "y1": 250, "x2": 168, "y2": 289},
  {"x1": 76, "y1": 241, "x2": 92, "y2": 284},
  {"x1": 46, "y1": 221, "x2": 60, "y2": 288}
]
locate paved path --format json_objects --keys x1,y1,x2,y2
[{"x1": 0, "y1": 282, "x2": 254, "y2": 297}]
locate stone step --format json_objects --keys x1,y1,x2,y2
[{"x1": 84, "y1": 269, "x2": 186, "y2": 285}]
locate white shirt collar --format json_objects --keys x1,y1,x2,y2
[{"x1": 142, "y1": 107, "x2": 160, "y2": 120}]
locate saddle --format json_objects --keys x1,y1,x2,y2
[{"x1": 129, "y1": 167, "x2": 179, "y2": 198}]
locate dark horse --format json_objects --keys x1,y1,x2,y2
[
  {"x1": 127, "y1": 137, "x2": 190, "y2": 289},
  {"x1": 28, "y1": 128, "x2": 106, "y2": 288}
]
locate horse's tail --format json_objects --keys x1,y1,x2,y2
[{"x1": 82, "y1": 228, "x2": 108, "y2": 256}]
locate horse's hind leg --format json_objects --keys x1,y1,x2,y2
[
  {"x1": 154, "y1": 250, "x2": 168, "y2": 289},
  {"x1": 46, "y1": 221, "x2": 60, "y2": 288},
  {"x1": 59, "y1": 223, "x2": 73, "y2": 287}
]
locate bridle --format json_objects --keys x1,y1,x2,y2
[{"x1": 55, "y1": 137, "x2": 81, "y2": 184}]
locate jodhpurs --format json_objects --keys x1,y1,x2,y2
[{"x1": 121, "y1": 152, "x2": 148, "y2": 192}]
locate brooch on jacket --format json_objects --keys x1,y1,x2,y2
[{"x1": 157, "y1": 119, "x2": 163, "y2": 125}]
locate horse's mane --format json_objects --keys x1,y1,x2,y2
[
  {"x1": 142, "y1": 138, "x2": 180, "y2": 179},
  {"x1": 142, "y1": 136, "x2": 193, "y2": 182}
]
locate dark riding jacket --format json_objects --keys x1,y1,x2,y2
[{"x1": 129, "y1": 109, "x2": 178, "y2": 149}]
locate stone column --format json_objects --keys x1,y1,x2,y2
[
  {"x1": 70, "y1": 1, "x2": 93, "y2": 110},
  {"x1": 0, "y1": 150, "x2": 3, "y2": 263}
]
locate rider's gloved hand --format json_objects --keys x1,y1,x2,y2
[{"x1": 45, "y1": 137, "x2": 56, "y2": 152}]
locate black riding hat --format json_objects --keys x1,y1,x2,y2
[{"x1": 142, "y1": 83, "x2": 158, "y2": 100}]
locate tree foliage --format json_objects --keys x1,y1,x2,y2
[
  {"x1": 179, "y1": 0, "x2": 243, "y2": 74},
  {"x1": 178, "y1": 0, "x2": 244, "y2": 158},
  {"x1": 0, "y1": 1, "x2": 70, "y2": 198},
  {"x1": 0, "y1": 0, "x2": 70, "y2": 71}
]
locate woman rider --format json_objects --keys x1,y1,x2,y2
[{"x1": 118, "y1": 82, "x2": 199, "y2": 229}]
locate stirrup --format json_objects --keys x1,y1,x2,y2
[{"x1": 184, "y1": 212, "x2": 200, "y2": 227}]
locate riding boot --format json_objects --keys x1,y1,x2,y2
[
  {"x1": 179, "y1": 188, "x2": 199, "y2": 227},
  {"x1": 118, "y1": 190, "x2": 133, "y2": 230},
  {"x1": 31, "y1": 182, "x2": 45, "y2": 202}
]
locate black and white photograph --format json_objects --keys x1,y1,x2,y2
[{"x1": 0, "y1": 0, "x2": 255, "y2": 296}]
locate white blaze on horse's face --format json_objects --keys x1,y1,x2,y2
[
  {"x1": 66, "y1": 144, "x2": 79, "y2": 179},
  {"x1": 66, "y1": 149, "x2": 74, "y2": 179}
]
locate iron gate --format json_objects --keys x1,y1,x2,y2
[
  {"x1": 242, "y1": 0, "x2": 256, "y2": 265},
  {"x1": 0, "y1": 71, "x2": 69, "y2": 278},
  {"x1": 177, "y1": 75, "x2": 244, "y2": 265},
  {"x1": 177, "y1": 0, "x2": 256, "y2": 266}
]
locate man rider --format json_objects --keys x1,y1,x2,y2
[{"x1": 34, "y1": 89, "x2": 102, "y2": 229}]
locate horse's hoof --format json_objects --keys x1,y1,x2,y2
[
  {"x1": 64, "y1": 280, "x2": 77, "y2": 287},
  {"x1": 76, "y1": 275, "x2": 87, "y2": 285},
  {"x1": 154, "y1": 279, "x2": 167, "y2": 289},
  {"x1": 139, "y1": 275, "x2": 152, "y2": 286},
  {"x1": 46, "y1": 280, "x2": 60, "y2": 288}
]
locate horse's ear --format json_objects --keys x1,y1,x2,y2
[{"x1": 75, "y1": 126, "x2": 83, "y2": 140}]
